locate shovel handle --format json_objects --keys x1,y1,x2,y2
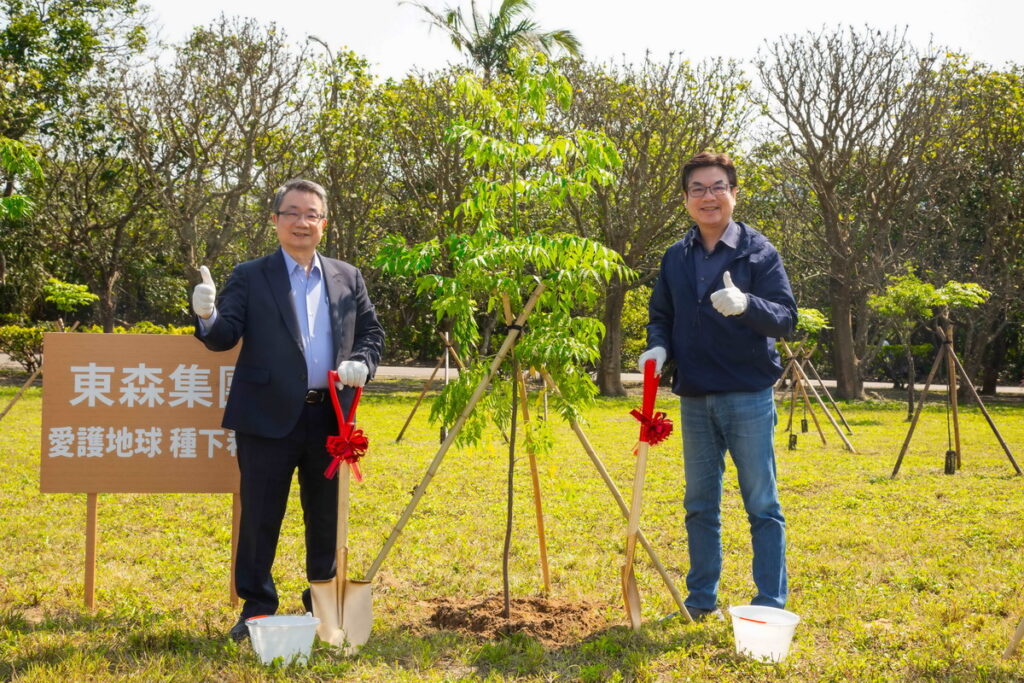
[
  {"x1": 641, "y1": 359, "x2": 658, "y2": 418},
  {"x1": 327, "y1": 370, "x2": 363, "y2": 435}
]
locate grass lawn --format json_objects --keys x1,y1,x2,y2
[{"x1": 2, "y1": 376, "x2": 1024, "y2": 681}]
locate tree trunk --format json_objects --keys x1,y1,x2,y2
[
  {"x1": 980, "y1": 328, "x2": 1007, "y2": 396},
  {"x1": 904, "y1": 343, "x2": 915, "y2": 421},
  {"x1": 830, "y1": 278, "x2": 864, "y2": 400},
  {"x1": 99, "y1": 273, "x2": 119, "y2": 333},
  {"x1": 597, "y1": 278, "x2": 626, "y2": 397}
]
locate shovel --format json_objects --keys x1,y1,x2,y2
[
  {"x1": 309, "y1": 371, "x2": 373, "y2": 653},
  {"x1": 621, "y1": 359, "x2": 667, "y2": 630}
]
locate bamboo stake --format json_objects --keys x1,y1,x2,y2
[
  {"x1": 395, "y1": 353, "x2": 445, "y2": 443},
  {"x1": 365, "y1": 283, "x2": 546, "y2": 581},
  {"x1": 780, "y1": 340, "x2": 853, "y2": 435},
  {"x1": 944, "y1": 327, "x2": 962, "y2": 470},
  {"x1": 802, "y1": 356, "x2": 854, "y2": 434},
  {"x1": 0, "y1": 364, "x2": 42, "y2": 423},
  {"x1": 795, "y1": 366, "x2": 827, "y2": 446},
  {"x1": 891, "y1": 346, "x2": 947, "y2": 477},
  {"x1": 791, "y1": 358, "x2": 855, "y2": 452},
  {"x1": 1004, "y1": 616, "x2": 1024, "y2": 659},
  {"x1": 947, "y1": 349, "x2": 1021, "y2": 475},
  {"x1": 500, "y1": 294, "x2": 551, "y2": 594},
  {"x1": 1, "y1": 321, "x2": 79, "y2": 423},
  {"x1": 517, "y1": 370, "x2": 551, "y2": 594}
]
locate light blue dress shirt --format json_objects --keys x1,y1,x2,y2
[
  {"x1": 281, "y1": 250, "x2": 335, "y2": 390},
  {"x1": 197, "y1": 251, "x2": 335, "y2": 390}
]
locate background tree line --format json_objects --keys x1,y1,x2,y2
[{"x1": 1, "y1": 0, "x2": 1022, "y2": 398}]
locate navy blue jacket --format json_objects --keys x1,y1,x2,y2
[
  {"x1": 646, "y1": 222, "x2": 796, "y2": 396},
  {"x1": 196, "y1": 249, "x2": 385, "y2": 438}
]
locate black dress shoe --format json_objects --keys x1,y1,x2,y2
[
  {"x1": 229, "y1": 616, "x2": 250, "y2": 642},
  {"x1": 302, "y1": 588, "x2": 313, "y2": 614}
]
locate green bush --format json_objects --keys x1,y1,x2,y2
[
  {"x1": 619, "y1": 286, "x2": 651, "y2": 370},
  {"x1": 0, "y1": 324, "x2": 45, "y2": 373},
  {"x1": 79, "y1": 322, "x2": 194, "y2": 335}
]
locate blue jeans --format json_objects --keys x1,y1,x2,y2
[{"x1": 679, "y1": 387, "x2": 787, "y2": 611}]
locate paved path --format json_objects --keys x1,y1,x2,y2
[
  {"x1": 4, "y1": 353, "x2": 1021, "y2": 396},
  {"x1": 375, "y1": 365, "x2": 1024, "y2": 396}
]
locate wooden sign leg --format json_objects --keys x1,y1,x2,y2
[
  {"x1": 230, "y1": 493, "x2": 240, "y2": 606},
  {"x1": 85, "y1": 493, "x2": 97, "y2": 610}
]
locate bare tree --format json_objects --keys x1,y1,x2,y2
[
  {"x1": 755, "y1": 26, "x2": 969, "y2": 398},
  {"x1": 303, "y1": 47, "x2": 390, "y2": 266},
  {"x1": 557, "y1": 55, "x2": 750, "y2": 395},
  {"x1": 117, "y1": 16, "x2": 307, "y2": 284}
]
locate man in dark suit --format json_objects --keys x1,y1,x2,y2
[{"x1": 192, "y1": 178, "x2": 384, "y2": 641}]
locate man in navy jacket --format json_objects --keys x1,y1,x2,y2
[
  {"x1": 641, "y1": 152, "x2": 796, "y2": 620},
  {"x1": 192, "y1": 179, "x2": 384, "y2": 640}
]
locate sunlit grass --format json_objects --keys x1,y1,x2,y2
[{"x1": 2, "y1": 380, "x2": 1023, "y2": 680}]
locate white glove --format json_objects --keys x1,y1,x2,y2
[
  {"x1": 336, "y1": 360, "x2": 369, "y2": 388},
  {"x1": 192, "y1": 265, "x2": 216, "y2": 319},
  {"x1": 638, "y1": 346, "x2": 667, "y2": 374},
  {"x1": 710, "y1": 271, "x2": 748, "y2": 317}
]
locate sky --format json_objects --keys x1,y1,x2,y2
[{"x1": 143, "y1": 0, "x2": 1023, "y2": 78}]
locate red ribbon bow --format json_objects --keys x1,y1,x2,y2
[
  {"x1": 324, "y1": 428, "x2": 368, "y2": 482},
  {"x1": 324, "y1": 370, "x2": 367, "y2": 481},
  {"x1": 630, "y1": 408, "x2": 673, "y2": 448}
]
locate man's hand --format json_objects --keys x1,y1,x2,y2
[
  {"x1": 192, "y1": 265, "x2": 216, "y2": 319},
  {"x1": 638, "y1": 346, "x2": 667, "y2": 374},
  {"x1": 336, "y1": 360, "x2": 369, "y2": 388},
  {"x1": 710, "y1": 271, "x2": 748, "y2": 317}
]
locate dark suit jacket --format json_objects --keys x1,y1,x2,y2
[{"x1": 195, "y1": 249, "x2": 385, "y2": 438}]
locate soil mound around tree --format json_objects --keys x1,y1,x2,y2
[{"x1": 427, "y1": 595, "x2": 612, "y2": 646}]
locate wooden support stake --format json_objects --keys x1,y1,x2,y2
[
  {"x1": 501, "y1": 294, "x2": 551, "y2": 594},
  {"x1": 891, "y1": 346, "x2": 948, "y2": 477},
  {"x1": 947, "y1": 350, "x2": 1022, "y2": 475},
  {"x1": 395, "y1": 354, "x2": 445, "y2": 443},
  {"x1": 517, "y1": 370, "x2": 551, "y2": 594},
  {"x1": 1004, "y1": 616, "x2": 1024, "y2": 659},
  {"x1": 85, "y1": 493, "x2": 97, "y2": 609},
  {"x1": 365, "y1": 283, "x2": 546, "y2": 581},
  {"x1": 944, "y1": 326, "x2": 962, "y2": 470},
  {"x1": 795, "y1": 367, "x2": 827, "y2": 446},
  {"x1": 0, "y1": 364, "x2": 42, "y2": 423}
]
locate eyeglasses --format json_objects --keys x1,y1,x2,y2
[
  {"x1": 276, "y1": 211, "x2": 325, "y2": 223},
  {"x1": 687, "y1": 183, "x2": 733, "y2": 198}
]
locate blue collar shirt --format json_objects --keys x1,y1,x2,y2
[
  {"x1": 693, "y1": 221, "x2": 740, "y2": 300},
  {"x1": 281, "y1": 250, "x2": 335, "y2": 390}
]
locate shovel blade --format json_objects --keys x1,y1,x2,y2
[
  {"x1": 621, "y1": 564, "x2": 642, "y2": 630},
  {"x1": 309, "y1": 579, "x2": 373, "y2": 654}
]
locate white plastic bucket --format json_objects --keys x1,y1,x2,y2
[
  {"x1": 246, "y1": 614, "x2": 320, "y2": 666},
  {"x1": 728, "y1": 605, "x2": 800, "y2": 663}
]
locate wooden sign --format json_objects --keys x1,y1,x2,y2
[{"x1": 41, "y1": 333, "x2": 241, "y2": 494}]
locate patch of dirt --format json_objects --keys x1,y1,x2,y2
[{"x1": 427, "y1": 594, "x2": 612, "y2": 646}]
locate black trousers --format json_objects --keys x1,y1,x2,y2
[{"x1": 234, "y1": 401, "x2": 339, "y2": 617}]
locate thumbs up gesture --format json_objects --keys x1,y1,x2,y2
[
  {"x1": 710, "y1": 271, "x2": 748, "y2": 317},
  {"x1": 192, "y1": 265, "x2": 217, "y2": 319}
]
